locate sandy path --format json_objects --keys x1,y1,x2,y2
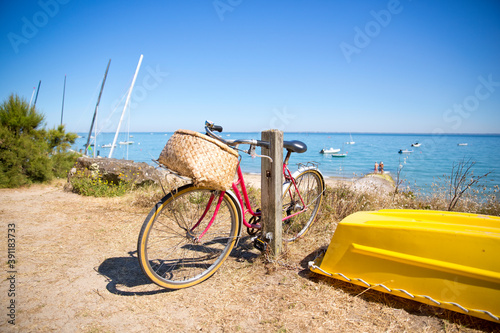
[{"x1": 0, "y1": 181, "x2": 494, "y2": 332}]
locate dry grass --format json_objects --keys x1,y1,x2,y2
[
  {"x1": 319, "y1": 181, "x2": 500, "y2": 221},
  {"x1": 1, "y1": 179, "x2": 499, "y2": 332},
  {"x1": 130, "y1": 173, "x2": 190, "y2": 208}
]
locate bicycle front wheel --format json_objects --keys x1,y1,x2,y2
[
  {"x1": 137, "y1": 184, "x2": 240, "y2": 289},
  {"x1": 282, "y1": 169, "x2": 324, "y2": 242}
]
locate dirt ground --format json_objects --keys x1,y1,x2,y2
[{"x1": 1, "y1": 180, "x2": 499, "y2": 332}]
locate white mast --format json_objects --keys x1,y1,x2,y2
[
  {"x1": 109, "y1": 54, "x2": 143, "y2": 158},
  {"x1": 28, "y1": 86, "x2": 36, "y2": 109}
]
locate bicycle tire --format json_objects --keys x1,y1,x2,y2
[
  {"x1": 137, "y1": 184, "x2": 240, "y2": 289},
  {"x1": 282, "y1": 169, "x2": 324, "y2": 242}
]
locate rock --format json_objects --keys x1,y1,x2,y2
[
  {"x1": 71, "y1": 157, "x2": 166, "y2": 186},
  {"x1": 352, "y1": 173, "x2": 395, "y2": 194}
]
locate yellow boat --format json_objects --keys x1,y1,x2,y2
[{"x1": 309, "y1": 209, "x2": 500, "y2": 322}]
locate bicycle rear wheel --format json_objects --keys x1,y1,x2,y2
[
  {"x1": 282, "y1": 169, "x2": 324, "y2": 242},
  {"x1": 137, "y1": 184, "x2": 240, "y2": 289}
]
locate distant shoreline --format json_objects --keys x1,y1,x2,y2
[{"x1": 242, "y1": 172, "x2": 395, "y2": 193}]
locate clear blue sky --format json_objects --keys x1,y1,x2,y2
[{"x1": 1, "y1": 0, "x2": 499, "y2": 134}]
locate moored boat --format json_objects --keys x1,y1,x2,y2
[
  {"x1": 309, "y1": 209, "x2": 500, "y2": 322},
  {"x1": 320, "y1": 148, "x2": 341, "y2": 154}
]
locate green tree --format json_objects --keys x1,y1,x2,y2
[
  {"x1": 0, "y1": 93, "x2": 78, "y2": 187},
  {"x1": 47, "y1": 124, "x2": 78, "y2": 178},
  {"x1": 0, "y1": 94, "x2": 44, "y2": 135}
]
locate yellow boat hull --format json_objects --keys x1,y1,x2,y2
[{"x1": 309, "y1": 209, "x2": 500, "y2": 322}]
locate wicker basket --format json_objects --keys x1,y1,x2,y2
[{"x1": 158, "y1": 129, "x2": 239, "y2": 191}]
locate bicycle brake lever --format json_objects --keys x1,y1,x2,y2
[{"x1": 248, "y1": 145, "x2": 273, "y2": 163}]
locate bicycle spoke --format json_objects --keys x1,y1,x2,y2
[
  {"x1": 282, "y1": 170, "x2": 323, "y2": 242},
  {"x1": 138, "y1": 185, "x2": 239, "y2": 288}
]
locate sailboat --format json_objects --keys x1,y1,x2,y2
[
  {"x1": 109, "y1": 54, "x2": 143, "y2": 159},
  {"x1": 118, "y1": 110, "x2": 134, "y2": 145},
  {"x1": 345, "y1": 133, "x2": 355, "y2": 145}
]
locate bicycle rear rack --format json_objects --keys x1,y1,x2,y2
[{"x1": 297, "y1": 161, "x2": 320, "y2": 170}]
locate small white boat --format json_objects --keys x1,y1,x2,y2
[
  {"x1": 101, "y1": 143, "x2": 117, "y2": 148},
  {"x1": 411, "y1": 142, "x2": 421, "y2": 147},
  {"x1": 398, "y1": 149, "x2": 413, "y2": 154},
  {"x1": 119, "y1": 141, "x2": 134, "y2": 145},
  {"x1": 458, "y1": 143, "x2": 468, "y2": 146},
  {"x1": 320, "y1": 148, "x2": 341, "y2": 154},
  {"x1": 331, "y1": 152, "x2": 347, "y2": 158}
]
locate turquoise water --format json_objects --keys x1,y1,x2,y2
[{"x1": 73, "y1": 132, "x2": 500, "y2": 196}]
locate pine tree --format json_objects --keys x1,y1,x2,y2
[{"x1": 0, "y1": 94, "x2": 78, "y2": 187}]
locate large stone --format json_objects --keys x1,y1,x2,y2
[
  {"x1": 70, "y1": 157, "x2": 166, "y2": 186},
  {"x1": 352, "y1": 173, "x2": 395, "y2": 194}
]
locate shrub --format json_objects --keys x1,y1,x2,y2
[
  {"x1": 0, "y1": 94, "x2": 78, "y2": 187},
  {"x1": 69, "y1": 168, "x2": 133, "y2": 197}
]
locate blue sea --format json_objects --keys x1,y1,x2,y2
[{"x1": 73, "y1": 132, "x2": 500, "y2": 197}]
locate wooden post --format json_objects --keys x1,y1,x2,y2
[{"x1": 261, "y1": 129, "x2": 283, "y2": 256}]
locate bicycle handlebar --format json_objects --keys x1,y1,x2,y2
[{"x1": 205, "y1": 121, "x2": 270, "y2": 149}]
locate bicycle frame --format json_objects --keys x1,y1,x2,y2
[{"x1": 193, "y1": 153, "x2": 311, "y2": 241}]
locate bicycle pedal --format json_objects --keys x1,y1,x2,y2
[{"x1": 253, "y1": 237, "x2": 268, "y2": 252}]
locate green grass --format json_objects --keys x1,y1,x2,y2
[{"x1": 69, "y1": 168, "x2": 133, "y2": 197}]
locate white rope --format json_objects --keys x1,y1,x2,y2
[{"x1": 308, "y1": 262, "x2": 499, "y2": 321}]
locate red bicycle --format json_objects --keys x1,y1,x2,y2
[{"x1": 138, "y1": 121, "x2": 325, "y2": 289}]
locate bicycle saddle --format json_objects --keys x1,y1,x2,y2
[{"x1": 284, "y1": 140, "x2": 307, "y2": 153}]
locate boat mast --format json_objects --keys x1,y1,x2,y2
[
  {"x1": 109, "y1": 54, "x2": 143, "y2": 159},
  {"x1": 60, "y1": 74, "x2": 66, "y2": 125},
  {"x1": 126, "y1": 107, "x2": 130, "y2": 159},
  {"x1": 85, "y1": 59, "x2": 111, "y2": 155},
  {"x1": 28, "y1": 86, "x2": 36, "y2": 109},
  {"x1": 33, "y1": 80, "x2": 41, "y2": 107}
]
